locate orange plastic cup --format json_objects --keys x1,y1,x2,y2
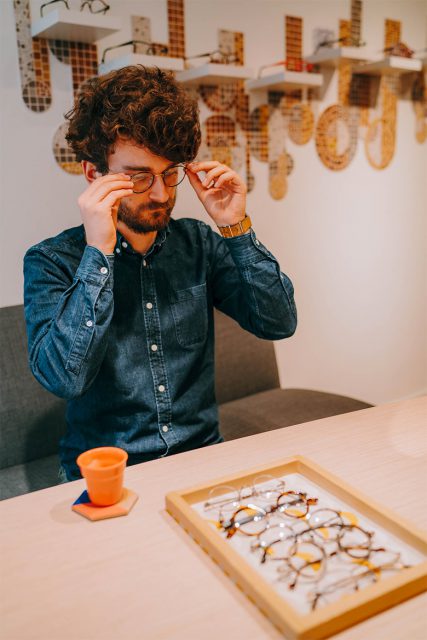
[{"x1": 76, "y1": 447, "x2": 128, "y2": 507}]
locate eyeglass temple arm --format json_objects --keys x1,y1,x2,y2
[
  {"x1": 102, "y1": 40, "x2": 159, "y2": 63},
  {"x1": 185, "y1": 49, "x2": 233, "y2": 61},
  {"x1": 40, "y1": 0, "x2": 69, "y2": 17}
]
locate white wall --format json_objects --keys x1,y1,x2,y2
[{"x1": 1, "y1": 0, "x2": 426, "y2": 405}]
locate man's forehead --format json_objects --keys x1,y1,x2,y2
[{"x1": 108, "y1": 140, "x2": 173, "y2": 170}]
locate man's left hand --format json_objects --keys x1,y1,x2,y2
[{"x1": 186, "y1": 161, "x2": 247, "y2": 227}]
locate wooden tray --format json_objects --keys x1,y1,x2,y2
[{"x1": 165, "y1": 455, "x2": 427, "y2": 639}]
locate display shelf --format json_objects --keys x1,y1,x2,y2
[
  {"x1": 353, "y1": 56, "x2": 422, "y2": 75},
  {"x1": 306, "y1": 46, "x2": 373, "y2": 66},
  {"x1": 99, "y1": 53, "x2": 184, "y2": 75},
  {"x1": 31, "y1": 8, "x2": 122, "y2": 43},
  {"x1": 245, "y1": 70, "x2": 322, "y2": 92},
  {"x1": 175, "y1": 63, "x2": 254, "y2": 85}
]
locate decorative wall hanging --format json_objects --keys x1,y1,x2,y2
[
  {"x1": 365, "y1": 20, "x2": 400, "y2": 169},
  {"x1": 314, "y1": 9, "x2": 362, "y2": 171},
  {"x1": 197, "y1": 30, "x2": 252, "y2": 189},
  {"x1": 13, "y1": 0, "x2": 427, "y2": 198},
  {"x1": 411, "y1": 69, "x2": 427, "y2": 143},
  {"x1": 14, "y1": 0, "x2": 52, "y2": 112}
]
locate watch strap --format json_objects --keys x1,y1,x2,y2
[{"x1": 217, "y1": 214, "x2": 252, "y2": 238}]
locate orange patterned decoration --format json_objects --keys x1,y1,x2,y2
[
  {"x1": 365, "y1": 19, "x2": 400, "y2": 169},
  {"x1": 13, "y1": 0, "x2": 52, "y2": 112}
]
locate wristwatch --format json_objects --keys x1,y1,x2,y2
[{"x1": 217, "y1": 214, "x2": 252, "y2": 238}]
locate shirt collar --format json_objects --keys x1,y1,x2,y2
[{"x1": 114, "y1": 225, "x2": 171, "y2": 257}]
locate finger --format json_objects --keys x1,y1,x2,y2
[
  {"x1": 211, "y1": 171, "x2": 242, "y2": 190},
  {"x1": 86, "y1": 178, "x2": 135, "y2": 203},
  {"x1": 102, "y1": 188, "x2": 135, "y2": 209},
  {"x1": 202, "y1": 165, "x2": 233, "y2": 187},
  {"x1": 188, "y1": 160, "x2": 222, "y2": 170}
]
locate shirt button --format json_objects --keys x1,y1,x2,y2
[
  {"x1": 158, "y1": 385, "x2": 165, "y2": 392},
  {"x1": 115, "y1": 247, "x2": 121, "y2": 254},
  {"x1": 143, "y1": 260, "x2": 147, "y2": 267},
  {"x1": 86, "y1": 320, "x2": 93, "y2": 327},
  {"x1": 146, "y1": 302, "x2": 153, "y2": 309},
  {"x1": 162, "y1": 425, "x2": 169, "y2": 433},
  {"x1": 100, "y1": 267, "x2": 108, "y2": 274},
  {"x1": 122, "y1": 241, "x2": 128, "y2": 248},
  {"x1": 151, "y1": 344, "x2": 158, "y2": 352}
]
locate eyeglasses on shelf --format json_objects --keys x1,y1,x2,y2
[
  {"x1": 101, "y1": 40, "x2": 169, "y2": 64},
  {"x1": 185, "y1": 50, "x2": 239, "y2": 66},
  {"x1": 40, "y1": 0, "x2": 110, "y2": 17}
]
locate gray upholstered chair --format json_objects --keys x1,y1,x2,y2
[
  {"x1": 215, "y1": 311, "x2": 373, "y2": 440},
  {"x1": 0, "y1": 305, "x2": 372, "y2": 500},
  {"x1": 0, "y1": 305, "x2": 66, "y2": 500}
]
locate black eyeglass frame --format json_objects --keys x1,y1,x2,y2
[
  {"x1": 101, "y1": 40, "x2": 169, "y2": 64},
  {"x1": 124, "y1": 164, "x2": 188, "y2": 195},
  {"x1": 40, "y1": 0, "x2": 110, "y2": 17}
]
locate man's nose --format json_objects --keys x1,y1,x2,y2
[{"x1": 149, "y1": 175, "x2": 169, "y2": 203}]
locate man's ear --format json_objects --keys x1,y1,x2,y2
[{"x1": 81, "y1": 161, "x2": 102, "y2": 183}]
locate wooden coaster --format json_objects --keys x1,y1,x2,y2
[{"x1": 72, "y1": 488, "x2": 138, "y2": 521}]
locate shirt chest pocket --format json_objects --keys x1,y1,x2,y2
[{"x1": 170, "y1": 283, "x2": 208, "y2": 347}]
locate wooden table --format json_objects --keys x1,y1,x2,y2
[{"x1": 1, "y1": 396, "x2": 427, "y2": 639}]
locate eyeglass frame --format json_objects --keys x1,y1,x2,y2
[
  {"x1": 185, "y1": 49, "x2": 239, "y2": 66},
  {"x1": 220, "y1": 490, "x2": 319, "y2": 538},
  {"x1": 101, "y1": 40, "x2": 169, "y2": 64},
  {"x1": 115, "y1": 164, "x2": 188, "y2": 195},
  {"x1": 258, "y1": 58, "x2": 315, "y2": 78},
  {"x1": 40, "y1": 0, "x2": 110, "y2": 17}
]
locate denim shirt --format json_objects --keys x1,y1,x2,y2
[{"x1": 23, "y1": 218, "x2": 297, "y2": 479}]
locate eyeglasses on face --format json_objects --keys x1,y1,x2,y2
[
  {"x1": 125, "y1": 165, "x2": 187, "y2": 194},
  {"x1": 101, "y1": 40, "x2": 169, "y2": 64},
  {"x1": 40, "y1": 0, "x2": 109, "y2": 17}
]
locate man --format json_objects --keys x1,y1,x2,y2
[{"x1": 24, "y1": 66, "x2": 297, "y2": 481}]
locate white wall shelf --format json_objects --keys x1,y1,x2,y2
[
  {"x1": 245, "y1": 70, "x2": 323, "y2": 92},
  {"x1": 31, "y1": 8, "x2": 122, "y2": 44},
  {"x1": 175, "y1": 63, "x2": 254, "y2": 85},
  {"x1": 353, "y1": 56, "x2": 422, "y2": 75},
  {"x1": 305, "y1": 47, "x2": 373, "y2": 67},
  {"x1": 99, "y1": 53, "x2": 184, "y2": 75}
]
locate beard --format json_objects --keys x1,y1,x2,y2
[{"x1": 117, "y1": 195, "x2": 176, "y2": 234}]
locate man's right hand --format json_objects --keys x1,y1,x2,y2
[{"x1": 78, "y1": 173, "x2": 134, "y2": 255}]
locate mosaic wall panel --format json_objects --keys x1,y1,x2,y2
[
  {"x1": 14, "y1": 0, "x2": 52, "y2": 112},
  {"x1": 285, "y1": 16, "x2": 302, "y2": 71},
  {"x1": 314, "y1": 5, "x2": 362, "y2": 171},
  {"x1": 412, "y1": 71, "x2": 427, "y2": 143},
  {"x1": 365, "y1": 20, "x2": 400, "y2": 169},
  {"x1": 50, "y1": 40, "x2": 98, "y2": 174},
  {"x1": 167, "y1": 0, "x2": 185, "y2": 58},
  {"x1": 131, "y1": 16, "x2": 152, "y2": 53}
]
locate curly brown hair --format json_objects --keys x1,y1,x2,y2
[{"x1": 65, "y1": 65, "x2": 201, "y2": 173}]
